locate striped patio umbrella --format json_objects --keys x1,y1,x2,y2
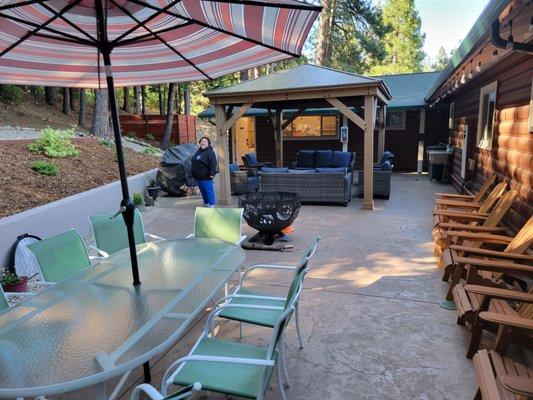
[{"x1": 0, "y1": 0, "x2": 320, "y2": 286}]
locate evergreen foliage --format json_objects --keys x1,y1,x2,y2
[{"x1": 31, "y1": 160, "x2": 59, "y2": 176}]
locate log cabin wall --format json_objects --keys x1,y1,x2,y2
[{"x1": 446, "y1": 50, "x2": 532, "y2": 231}]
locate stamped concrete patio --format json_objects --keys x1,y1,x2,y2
[{"x1": 64, "y1": 173, "x2": 477, "y2": 399}]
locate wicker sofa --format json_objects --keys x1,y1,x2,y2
[{"x1": 259, "y1": 169, "x2": 352, "y2": 206}]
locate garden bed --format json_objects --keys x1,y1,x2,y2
[{"x1": 0, "y1": 138, "x2": 159, "y2": 218}]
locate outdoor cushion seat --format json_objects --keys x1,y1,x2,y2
[
  {"x1": 242, "y1": 153, "x2": 274, "y2": 170},
  {"x1": 288, "y1": 169, "x2": 315, "y2": 174},
  {"x1": 218, "y1": 287, "x2": 284, "y2": 328},
  {"x1": 331, "y1": 151, "x2": 354, "y2": 168},
  {"x1": 316, "y1": 167, "x2": 347, "y2": 173},
  {"x1": 313, "y1": 150, "x2": 333, "y2": 167},
  {"x1": 172, "y1": 337, "x2": 276, "y2": 399},
  {"x1": 261, "y1": 167, "x2": 289, "y2": 173}
]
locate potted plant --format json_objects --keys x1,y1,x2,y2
[
  {"x1": 1, "y1": 269, "x2": 29, "y2": 293},
  {"x1": 133, "y1": 192, "x2": 144, "y2": 209},
  {"x1": 146, "y1": 178, "x2": 161, "y2": 200}
]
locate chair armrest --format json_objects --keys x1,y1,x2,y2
[
  {"x1": 435, "y1": 193, "x2": 475, "y2": 200},
  {"x1": 479, "y1": 311, "x2": 533, "y2": 331},
  {"x1": 240, "y1": 263, "x2": 296, "y2": 285},
  {"x1": 444, "y1": 231, "x2": 513, "y2": 244},
  {"x1": 455, "y1": 257, "x2": 533, "y2": 276},
  {"x1": 450, "y1": 245, "x2": 533, "y2": 262},
  {"x1": 434, "y1": 210, "x2": 489, "y2": 221},
  {"x1": 186, "y1": 233, "x2": 194, "y2": 238},
  {"x1": 145, "y1": 233, "x2": 165, "y2": 241},
  {"x1": 236, "y1": 235, "x2": 246, "y2": 245},
  {"x1": 499, "y1": 376, "x2": 533, "y2": 398},
  {"x1": 88, "y1": 245, "x2": 109, "y2": 258},
  {"x1": 438, "y1": 223, "x2": 508, "y2": 233},
  {"x1": 434, "y1": 199, "x2": 482, "y2": 208},
  {"x1": 464, "y1": 285, "x2": 533, "y2": 303}
]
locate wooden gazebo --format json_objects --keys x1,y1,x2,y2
[{"x1": 204, "y1": 64, "x2": 392, "y2": 210}]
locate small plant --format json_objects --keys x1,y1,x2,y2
[
  {"x1": 133, "y1": 192, "x2": 143, "y2": 206},
  {"x1": 149, "y1": 179, "x2": 157, "y2": 187},
  {"x1": 127, "y1": 131, "x2": 137, "y2": 139},
  {"x1": 143, "y1": 146, "x2": 159, "y2": 155},
  {"x1": 145, "y1": 133, "x2": 155, "y2": 141},
  {"x1": 1, "y1": 270, "x2": 21, "y2": 286},
  {"x1": 31, "y1": 160, "x2": 59, "y2": 176},
  {"x1": 99, "y1": 138, "x2": 112, "y2": 146},
  {"x1": 27, "y1": 127, "x2": 79, "y2": 158}
]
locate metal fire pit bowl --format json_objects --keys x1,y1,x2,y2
[{"x1": 239, "y1": 191, "x2": 301, "y2": 245}]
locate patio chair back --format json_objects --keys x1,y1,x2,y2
[
  {"x1": 89, "y1": 209, "x2": 146, "y2": 255},
  {"x1": 298, "y1": 236, "x2": 321, "y2": 265},
  {"x1": 483, "y1": 190, "x2": 517, "y2": 227},
  {"x1": 27, "y1": 230, "x2": 90, "y2": 282},
  {"x1": 193, "y1": 207, "x2": 243, "y2": 244},
  {"x1": 477, "y1": 182, "x2": 507, "y2": 214},
  {"x1": 0, "y1": 287, "x2": 9, "y2": 312},
  {"x1": 472, "y1": 174, "x2": 497, "y2": 204},
  {"x1": 504, "y1": 216, "x2": 533, "y2": 254}
]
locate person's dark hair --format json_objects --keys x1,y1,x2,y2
[{"x1": 199, "y1": 136, "x2": 211, "y2": 146}]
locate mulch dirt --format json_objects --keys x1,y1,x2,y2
[{"x1": 0, "y1": 138, "x2": 160, "y2": 218}]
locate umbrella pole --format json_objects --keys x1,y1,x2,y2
[{"x1": 101, "y1": 48, "x2": 142, "y2": 287}]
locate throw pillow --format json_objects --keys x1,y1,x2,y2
[
  {"x1": 261, "y1": 167, "x2": 289, "y2": 173},
  {"x1": 331, "y1": 151, "x2": 353, "y2": 168},
  {"x1": 296, "y1": 150, "x2": 315, "y2": 168},
  {"x1": 314, "y1": 150, "x2": 333, "y2": 167}
]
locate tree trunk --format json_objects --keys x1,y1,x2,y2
[
  {"x1": 184, "y1": 86, "x2": 191, "y2": 115},
  {"x1": 91, "y1": 89, "x2": 109, "y2": 138},
  {"x1": 176, "y1": 85, "x2": 183, "y2": 115},
  {"x1": 69, "y1": 88, "x2": 76, "y2": 111},
  {"x1": 123, "y1": 87, "x2": 131, "y2": 113},
  {"x1": 316, "y1": 0, "x2": 336, "y2": 66},
  {"x1": 134, "y1": 86, "x2": 141, "y2": 115},
  {"x1": 158, "y1": 84, "x2": 164, "y2": 115},
  {"x1": 161, "y1": 83, "x2": 176, "y2": 150},
  {"x1": 44, "y1": 86, "x2": 56, "y2": 105},
  {"x1": 141, "y1": 85, "x2": 146, "y2": 115},
  {"x1": 62, "y1": 88, "x2": 70, "y2": 116},
  {"x1": 78, "y1": 88, "x2": 86, "y2": 127}
]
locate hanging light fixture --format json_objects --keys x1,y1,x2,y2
[
  {"x1": 492, "y1": 49, "x2": 499, "y2": 58},
  {"x1": 475, "y1": 61, "x2": 482, "y2": 72}
]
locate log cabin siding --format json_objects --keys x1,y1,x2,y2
[{"x1": 446, "y1": 51, "x2": 532, "y2": 232}]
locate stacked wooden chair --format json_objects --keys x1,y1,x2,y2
[{"x1": 432, "y1": 176, "x2": 533, "y2": 399}]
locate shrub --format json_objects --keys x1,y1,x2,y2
[
  {"x1": 143, "y1": 146, "x2": 159, "y2": 155},
  {"x1": 27, "y1": 127, "x2": 79, "y2": 158},
  {"x1": 31, "y1": 160, "x2": 58, "y2": 176},
  {"x1": 0, "y1": 85, "x2": 23, "y2": 105},
  {"x1": 127, "y1": 131, "x2": 137, "y2": 139},
  {"x1": 145, "y1": 133, "x2": 155, "y2": 141},
  {"x1": 99, "y1": 138, "x2": 112, "y2": 146},
  {"x1": 1, "y1": 270, "x2": 21, "y2": 286},
  {"x1": 133, "y1": 192, "x2": 143, "y2": 205}
]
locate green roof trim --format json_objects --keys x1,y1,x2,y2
[{"x1": 425, "y1": 0, "x2": 510, "y2": 100}]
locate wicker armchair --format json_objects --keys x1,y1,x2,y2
[
  {"x1": 357, "y1": 170, "x2": 392, "y2": 199},
  {"x1": 230, "y1": 168, "x2": 258, "y2": 195}
]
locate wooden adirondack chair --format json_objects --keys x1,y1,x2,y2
[
  {"x1": 436, "y1": 189, "x2": 516, "y2": 264},
  {"x1": 433, "y1": 182, "x2": 508, "y2": 254},
  {"x1": 460, "y1": 285, "x2": 533, "y2": 358},
  {"x1": 473, "y1": 349, "x2": 533, "y2": 399},
  {"x1": 444, "y1": 216, "x2": 533, "y2": 301},
  {"x1": 434, "y1": 174, "x2": 497, "y2": 211}
]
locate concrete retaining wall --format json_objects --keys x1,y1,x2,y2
[{"x1": 0, "y1": 169, "x2": 157, "y2": 267}]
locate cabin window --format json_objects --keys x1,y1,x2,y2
[
  {"x1": 476, "y1": 81, "x2": 497, "y2": 150},
  {"x1": 448, "y1": 102, "x2": 455, "y2": 129},
  {"x1": 385, "y1": 110, "x2": 405, "y2": 130},
  {"x1": 283, "y1": 116, "x2": 338, "y2": 139}
]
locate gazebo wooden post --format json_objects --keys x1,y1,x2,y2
[
  {"x1": 378, "y1": 105, "x2": 386, "y2": 158},
  {"x1": 363, "y1": 95, "x2": 376, "y2": 210},
  {"x1": 214, "y1": 104, "x2": 232, "y2": 206},
  {"x1": 275, "y1": 108, "x2": 283, "y2": 167}
]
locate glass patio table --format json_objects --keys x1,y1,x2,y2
[{"x1": 0, "y1": 238, "x2": 244, "y2": 399}]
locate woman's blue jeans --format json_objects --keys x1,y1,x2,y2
[{"x1": 196, "y1": 179, "x2": 216, "y2": 206}]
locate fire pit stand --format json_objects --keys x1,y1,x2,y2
[{"x1": 239, "y1": 191, "x2": 301, "y2": 249}]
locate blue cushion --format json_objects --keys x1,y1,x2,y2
[
  {"x1": 296, "y1": 150, "x2": 315, "y2": 168},
  {"x1": 243, "y1": 153, "x2": 257, "y2": 166},
  {"x1": 314, "y1": 150, "x2": 333, "y2": 167},
  {"x1": 331, "y1": 151, "x2": 353, "y2": 168},
  {"x1": 379, "y1": 151, "x2": 394, "y2": 164},
  {"x1": 261, "y1": 167, "x2": 289, "y2": 174},
  {"x1": 229, "y1": 163, "x2": 239, "y2": 172},
  {"x1": 288, "y1": 169, "x2": 315, "y2": 174},
  {"x1": 380, "y1": 160, "x2": 393, "y2": 171},
  {"x1": 316, "y1": 167, "x2": 347, "y2": 174}
]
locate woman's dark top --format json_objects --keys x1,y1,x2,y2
[{"x1": 191, "y1": 145, "x2": 217, "y2": 180}]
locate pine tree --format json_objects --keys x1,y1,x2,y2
[
  {"x1": 431, "y1": 46, "x2": 450, "y2": 71},
  {"x1": 370, "y1": 0, "x2": 425, "y2": 75}
]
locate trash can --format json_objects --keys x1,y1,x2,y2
[{"x1": 430, "y1": 164, "x2": 444, "y2": 181}]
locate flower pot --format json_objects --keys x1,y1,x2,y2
[
  {"x1": 146, "y1": 186, "x2": 161, "y2": 200},
  {"x1": 2, "y1": 275, "x2": 29, "y2": 292}
]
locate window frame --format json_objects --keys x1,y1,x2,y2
[
  {"x1": 283, "y1": 115, "x2": 339, "y2": 140},
  {"x1": 385, "y1": 109, "x2": 406, "y2": 130},
  {"x1": 476, "y1": 81, "x2": 498, "y2": 151}
]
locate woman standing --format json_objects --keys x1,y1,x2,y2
[{"x1": 191, "y1": 136, "x2": 217, "y2": 207}]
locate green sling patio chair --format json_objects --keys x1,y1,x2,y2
[
  {"x1": 131, "y1": 267, "x2": 307, "y2": 400},
  {"x1": 89, "y1": 209, "x2": 164, "y2": 256},
  {"x1": 186, "y1": 207, "x2": 246, "y2": 245},
  {"x1": 0, "y1": 287, "x2": 9, "y2": 312},
  {"x1": 219, "y1": 236, "x2": 321, "y2": 347},
  {"x1": 27, "y1": 229, "x2": 92, "y2": 285}
]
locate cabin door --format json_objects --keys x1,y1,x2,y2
[{"x1": 235, "y1": 117, "x2": 256, "y2": 163}]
